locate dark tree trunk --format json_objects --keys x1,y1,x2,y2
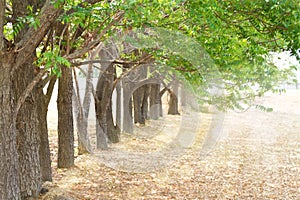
[
  {"x1": 142, "y1": 84, "x2": 150, "y2": 121},
  {"x1": 106, "y1": 96, "x2": 120, "y2": 143},
  {"x1": 0, "y1": 54, "x2": 21, "y2": 199},
  {"x1": 133, "y1": 85, "x2": 149, "y2": 125},
  {"x1": 36, "y1": 89, "x2": 52, "y2": 182},
  {"x1": 36, "y1": 76, "x2": 55, "y2": 182},
  {"x1": 168, "y1": 81, "x2": 180, "y2": 115},
  {"x1": 95, "y1": 63, "x2": 120, "y2": 145},
  {"x1": 57, "y1": 66, "x2": 74, "y2": 168},
  {"x1": 149, "y1": 83, "x2": 161, "y2": 120},
  {"x1": 106, "y1": 67, "x2": 120, "y2": 143},
  {"x1": 133, "y1": 86, "x2": 144, "y2": 124},
  {"x1": 95, "y1": 45, "x2": 121, "y2": 145},
  {"x1": 167, "y1": 90, "x2": 180, "y2": 115},
  {"x1": 12, "y1": 55, "x2": 42, "y2": 199},
  {"x1": 95, "y1": 64, "x2": 111, "y2": 147}
]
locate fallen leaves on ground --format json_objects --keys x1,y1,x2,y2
[{"x1": 41, "y1": 91, "x2": 300, "y2": 200}]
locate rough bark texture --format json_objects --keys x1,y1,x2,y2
[
  {"x1": 57, "y1": 66, "x2": 74, "y2": 168},
  {"x1": 37, "y1": 77, "x2": 55, "y2": 182},
  {"x1": 37, "y1": 92, "x2": 52, "y2": 182},
  {"x1": 106, "y1": 96, "x2": 120, "y2": 143},
  {"x1": 95, "y1": 118, "x2": 108, "y2": 149},
  {"x1": 95, "y1": 45, "x2": 121, "y2": 145},
  {"x1": 133, "y1": 87, "x2": 143, "y2": 124},
  {"x1": 0, "y1": 54, "x2": 21, "y2": 200},
  {"x1": 13, "y1": 58, "x2": 42, "y2": 199},
  {"x1": 95, "y1": 63, "x2": 120, "y2": 144},
  {"x1": 95, "y1": 65, "x2": 110, "y2": 148},
  {"x1": 133, "y1": 85, "x2": 149, "y2": 125},
  {"x1": 142, "y1": 84, "x2": 150, "y2": 120}
]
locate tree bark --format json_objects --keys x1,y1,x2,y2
[
  {"x1": 73, "y1": 67, "x2": 92, "y2": 155},
  {"x1": 13, "y1": 60, "x2": 42, "y2": 199},
  {"x1": 122, "y1": 82, "x2": 133, "y2": 133},
  {"x1": 0, "y1": 54, "x2": 21, "y2": 200},
  {"x1": 95, "y1": 62, "x2": 120, "y2": 144},
  {"x1": 133, "y1": 86, "x2": 143, "y2": 124},
  {"x1": 167, "y1": 81, "x2": 180, "y2": 115},
  {"x1": 142, "y1": 84, "x2": 150, "y2": 121},
  {"x1": 106, "y1": 95, "x2": 120, "y2": 143},
  {"x1": 57, "y1": 66, "x2": 74, "y2": 168},
  {"x1": 37, "y1": 77, "x2": 56, "y2": 182},
  {"x1": 133, "y1": 85, "x2": 149, "y2": 125}
]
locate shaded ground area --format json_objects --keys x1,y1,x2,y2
[{"x1": 42, "y1": 90, "x2": 300, "y2": 200}]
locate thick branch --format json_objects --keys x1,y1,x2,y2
[
  {"x1": 14, "y1": 0, "x2": 63, "y2": 68},
  {"x1": 72, "y1": 59, "x2": 150, "y2": 67},
  {"x1": 65, "y1": 10, "x2": 124, "y2": 60},
  {"x1": 45, "y1": 76, "x2": 56, "y2": 106}
]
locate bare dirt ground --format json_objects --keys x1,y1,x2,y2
[{"x1": 41, "y1": 90, "x2": 300, "y2": 200}]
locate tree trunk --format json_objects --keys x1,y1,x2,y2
[
  {"x1": 122, "y1": 83, "x2": 133, "y2": 133},
  {"x1": 12, "y1": 55, "x2": 42, "y2": 199},
  {"x1": 167, "y1": 81, "x2": 180, "y2": 115},
  {"x1": 133, "y1": 86, "x2": 143, "y2": 124},
  {"x1": 57, "y1": 66, "x2": 74, "y2": 168},
  {"x1": 167, "y1": 90, "x2": 180, "y2": 115},
  {"x1": 149, "y1": 83, "x2": 161, "y2": 120},
  {"x1": 95, "y1": 44, "x2": 121, "y2": 145},
  {"x1": 36, "y1": 89, "x2": 52, "y2": 182},
  {"x1": 73, "y1": 76, "x2": 92, "y2": 154},
  {"x1": 35, "y1": 76, "x2": 56, "y2": 182},
  {"x1": 159, "y1": 87, "x2": 168, "y2": 117},
  {"x1": 133, "y1": 85, "x2": 149, "y2": 125},
  {"x1": 0, "y1": 54, "x2": 21, "y2": 199},
  {"x1": 142, "y1": 84, "x2": 150, "y2": 121},
  {"x1": 106, "y1": 96, "x2": 120, "y2": 143},
  {"x1": 95, "y1": 63, "x2": 120, "y2": 144}
]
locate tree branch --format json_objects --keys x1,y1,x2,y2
[
  {"x1": 65, "y1": 10, "x2": 124, "y2": 60},
  {"x1": 45, "y1": 76, "x2": 57, "y2": 106},
  {"x1": 71, "y1": 59, "x2": 150, "y2": 67},
  {"x1": 14, "y1": 0, "x2": 63, "y2": 69}
]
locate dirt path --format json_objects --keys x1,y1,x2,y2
[{"x1": 43, "y1": 90, "x2": 300, "y2": 200}]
